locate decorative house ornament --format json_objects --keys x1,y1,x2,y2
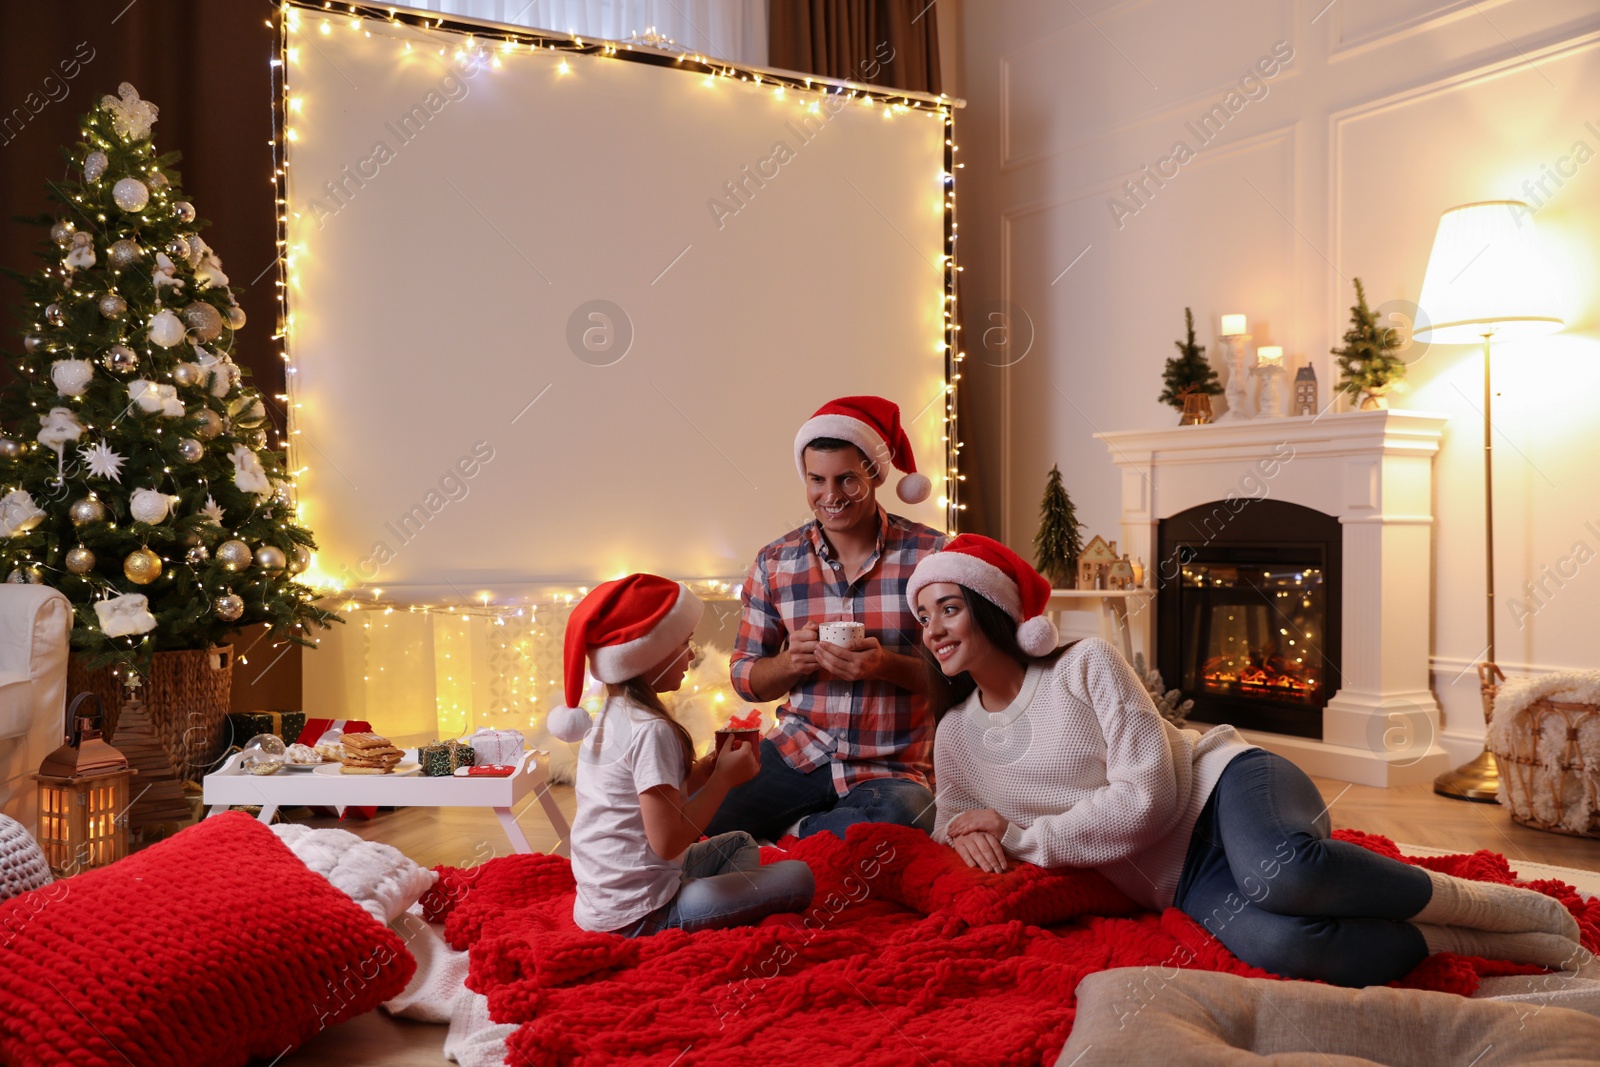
[
  {"x1": 1106, "y1": 555, "x2": 1138, "y2": 591},
  {"x1": 1294, "y1": 364, "x2": 1318, "y2": 416},
  {"x1": 1076, "y1": 535, "x2": 1121, "y2": 590},
  {"x1": 35, "y1": 693, "x2": 134, "y2": 873}
]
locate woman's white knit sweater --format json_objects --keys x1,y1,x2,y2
[{"x1": 931, "y1": 638, "x2": 1253, "y2": 911}]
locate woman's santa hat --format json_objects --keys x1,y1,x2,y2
[
  {"x1": 794, "y1": 395, "x2": 932, "y2": 505},
  {"x1": 547, "y1": 574, "x2": 704, "y2": 743},
  {"x1": 906, "y1": 534, "x2": 1060, "y2": 657}
]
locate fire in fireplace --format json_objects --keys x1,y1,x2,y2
[{"x1": 1157, "y1": 500, "x2": 1342, "y2": 739}]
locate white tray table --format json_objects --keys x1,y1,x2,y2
[{"x1": 203, "y1": 748, "x2": 570, "y2": 856}]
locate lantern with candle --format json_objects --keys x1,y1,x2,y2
[{"x1": 34, "y1": 693, "x2": 135, "y2": 874}]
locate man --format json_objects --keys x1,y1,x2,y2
[{"x1": 707, "y1": 396, "x2": 947, "y2": 841}]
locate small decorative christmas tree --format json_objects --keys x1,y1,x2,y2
[
  {"x1": 1033, "y1": 464, "x2": 1084, "y2": 588},
  {"x1": 1159, "y1": 307, "x2": 1222, "y2": 411},
  {"x1": 0, "y1": 83, "x2": 336, "y2": 675},
  {"x1": 1331, "y1": 278, "x2": 1405, "y2": 409}
]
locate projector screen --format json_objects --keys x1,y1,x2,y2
[{"x1": 281, "y1": 9, "x2": 953, "y2": 602}]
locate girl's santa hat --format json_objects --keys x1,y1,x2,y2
[
  {"x1": 906, "y1": 534, "x2": 1060, "y2": 657},
  {"x1": 547, "y1": 574, "x2": 704, "y2": 743},
  {"x1": 794, "y1": 395, "x2": 932, "y2": 505}
]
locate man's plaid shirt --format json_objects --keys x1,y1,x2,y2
[{"x1": 729, "y1": 507, "x2": 946, "y2": 795}]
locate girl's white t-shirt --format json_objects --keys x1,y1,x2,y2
[{"x1": 570, "y1": 695, "x2": 690, "y2": 932}]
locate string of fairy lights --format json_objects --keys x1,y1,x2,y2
[{"x1": 268, "y1": 1, "x2": 965, "y2": 615}]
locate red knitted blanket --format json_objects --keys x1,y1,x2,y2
[{"x1": 421, "y1": 826, "x2": 1597, "y2": 1067}]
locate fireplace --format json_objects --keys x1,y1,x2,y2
[
  {"x1": 1157, "y1": 500, "x2": 1342, "y2": 739},
  {"x1": 1096, "y1": 410, "x2": 1453, "y2": 787}
]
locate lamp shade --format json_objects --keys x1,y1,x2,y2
[{"x1": 1413, "y1": 201, "x2": 1564, "y2": 343}]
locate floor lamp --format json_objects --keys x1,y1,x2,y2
[{"x1": 1413, "y1": 201, "x2": 1564, "y2": 802}]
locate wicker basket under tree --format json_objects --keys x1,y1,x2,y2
[{"x1": 68, "y1": 646, "x2": 233, "y2": 782}]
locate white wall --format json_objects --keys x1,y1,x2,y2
[{"x1": 952, "y1": 0, "x2": 1600, "y2": 761}]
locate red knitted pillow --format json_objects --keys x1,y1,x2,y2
[{"x1": 0, "y1": 812, "x2": 415, "y2": 1067}]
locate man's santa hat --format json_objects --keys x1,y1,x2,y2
[
  {"x1": 906, "y1": 534, "x2": 1060, "y2": 657},
  {"x1": 794, "y1": 395, "x2": 932, "y2": 505},
  {"x1": 547, "y1": 574, "x2": 704, "y2": 743}
]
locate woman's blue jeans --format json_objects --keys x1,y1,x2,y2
[
  {"x1": 1174, "y1": 748, "x2": 1433, "y2": 986},
  {"x1": 619, "y1": 831, "x2": 815, "y2": 938}
]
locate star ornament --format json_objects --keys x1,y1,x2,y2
[
  {"x1": 200, "y1": 494, "x2": 225, "y2": 524},
  {"x1": 81, "y1": 441, "x2": 128, "y2": 482}
]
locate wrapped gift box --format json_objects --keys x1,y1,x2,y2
[
  {"x1": 419, "y1": 740, "x2": 476, "y2": 777},
  {"x1": 225, "y1": 710, "x2": 307, "y2": 748},
  {"x1": 468, "y1": 728, "x2": 524, "y2": 767}
]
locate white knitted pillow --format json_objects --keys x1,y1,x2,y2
[
  {"x1": 0, "y1": 815, "x2": 54, "y2": 902},
  {"x1": 270, "y1": 823, "x2": 436, "y2": 925}
]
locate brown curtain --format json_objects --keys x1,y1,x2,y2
[{"x1": 769, "y1": 0, "x2": 942, "y2": 94}]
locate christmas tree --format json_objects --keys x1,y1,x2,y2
[
  {"x1": 1159, "y1": 307, "x2": 1222, "y2": 410},
  {"x1": 0, "y1": 83, "x2": 335, "y2": 674},
  {"x1": 1331, "y1": 277, "x2": 1405, "y2": 408},
  {"x1": 1033, "y1": 464, "x2": 1083, "y2": 588}
]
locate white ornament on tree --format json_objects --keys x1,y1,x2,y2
[
  {"x1": 231, "y1": 444, "x2": 271, "y2": 496},
  {"x1": 129, "y1": 379, "x2": 184, "y2": 416},
  {"x1": 111, "y1": 177, "x2": 150, "y2": 213},
  {"x1": 80, "y1": 441, "x2": 128, "y2": 482},
  {"x1": 101, "y1": 82, "x2": 159, "y2": 141},
  {"x1": 0, "y1": 491, "x2": 46, "y2": 537},
  {"x1": 36, "y1": 407, "x2": 84, "y2": 455},
  {"x1": 200, "y1": 494, "x2": 226, "y2": 524},
  {"x1": 84, "y1": 150, "x2": 108, "y2": 182},
  {"x1": 197, "y1": 347, "x2": 239, "y2": 398},
  {"x1": 148, "y1": 309, "x2": 186, "y2": 347},
  {"x1": 192, "y1": 236, "x2": 229, "y2": 289},
  {"x1": 94, "y1": 593, "x2": 157, "y2": 637},
  {"x1": 64, "y1": 232, "x2": 96, "y2": 270},
  {"x1": 50, "y1": 359, "x2": 94, "y2": 397},
  {"x1": 151, "y1": 252, "x2": 185, "y2": 295},
  {"x1": 130, "y1": 488, "x2": 178, "y2": 524}
]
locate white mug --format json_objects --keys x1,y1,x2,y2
[{"x1": 818, "y1": 621, "x2": 866, "y2": 647}]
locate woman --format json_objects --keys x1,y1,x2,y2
[{"x1": 907, "y1": 534, "x2": 1583, "y2": 987}]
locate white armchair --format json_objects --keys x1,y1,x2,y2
[{"x1": 0, "y1": 586, "x2": 73, "y2": 830}]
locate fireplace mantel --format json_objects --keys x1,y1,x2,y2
[{"x1": 1097, "y1": 410, "x2": 1451, "y2": 787}]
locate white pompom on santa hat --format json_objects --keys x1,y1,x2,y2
[
  {"x1": 546, "y1": 574, "x2": 704, "y2": 743},
  {"x1": 905, "y1": 534, "x2": 1060, "y2": 657},
  {"x1": 793, "y1": 395, "x2": 932, "y2": 505}
]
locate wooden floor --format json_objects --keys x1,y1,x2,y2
[{"x1": 272, "y1": 776, "x2": 1599, "y2": 1066}]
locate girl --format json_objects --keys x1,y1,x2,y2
[
  {"x1": 549, "y1": 574, "x2": 815, "y2": 936},
  {"x1": 906, "y1": 535, "x2": 1583, "y2": 987}
]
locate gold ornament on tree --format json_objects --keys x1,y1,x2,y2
[
  {"x1": 123, "y1": 548, "x2": 162, "y2": 585},
  {"x1": 65, "y1": 546, "x2": 95, "y2": 574},
  {"x1": 181, "y1": 302, "x2": 223, "y2": 343},
  {"x1": 108, "y1": 239, "x2": 142, "y2": 270},
  {"x1": 98, "y1": 293, "x2": 127, "y2": 319},
  {"x1": 289, "y1": 544, "x2": 310, "y2": 575},
  {"x1": 255, "y1": 545, "x2": 287, "y2": 573},
  {"x1": 215, "y1": 539, "x2": 251, "y2": 571},
  {"x1": 213, "y1": 593, "x2": 244, "y2": 622},
  {"x1": 102, "y1": 344, "x2": 139, "y2": 375},
  {"x1": 69, "y1": 497, "x2": 107, "y2": 525},
  {"x1": 194, "y1": 409, "x2": 224, "y2": 440}
]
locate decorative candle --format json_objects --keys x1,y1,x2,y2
[
  {"x1": 1220, "y1": 313, "x2": 1247, "y2": 336},
  {"x1": 1257, "y1": 345, "x2": 1283, "y2": 367}
]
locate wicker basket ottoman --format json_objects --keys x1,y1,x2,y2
[{"x1": 1486, "y1": 670, "x2": 1600, "y2": 839}]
